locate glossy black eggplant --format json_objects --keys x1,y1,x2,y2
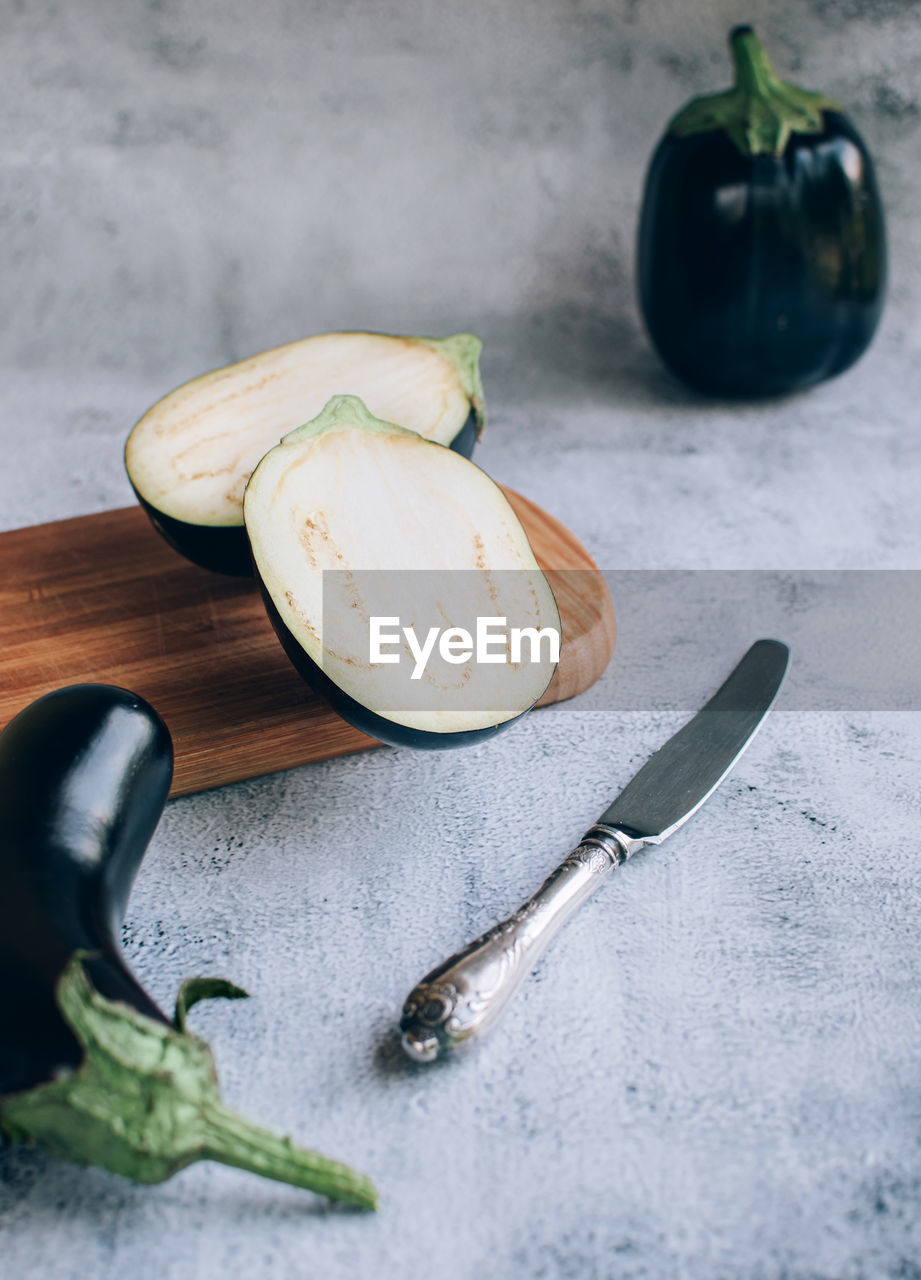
[
  {"x1": 0, "y1": 684, "x2": 172, "y2": 1096},
  {"x1": 0, "y1": 685, "x2": 377, "y2": 1207},
  {"x1": 126, "y1": 331, "x2": 486, "y2": 576},
  {"x1": 244, "y1": 396, "x2": 560, "y2": 750},
  {"x1": 637, "y1": 26, "x2": 886, "y2": 398}
]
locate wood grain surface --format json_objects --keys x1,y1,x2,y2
[{"x1": 0, "y1": 493, "x2": 615, "y2": 796}]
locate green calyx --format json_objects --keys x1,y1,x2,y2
[
  {"x1": 414, "y1": 333, "x2": 486, "y2": 437},
  {"x1": 282, "y1": 394, "x2": 421, "y2": 446},
  {"x1": 668, "y1": 26, "x2": 840, "y2": 157},
  {"x1": 0, "y1": 955, "x2": 378, "y2": 1210}
]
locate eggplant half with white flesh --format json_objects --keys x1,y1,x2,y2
[
  {"x1": 125, "y1": 331, "x2": 485, "y2": 575},
  {"x1": 243, "y1": 396, "x2": 560, "y2": 749},
  {"x1": 637, "y1": 26, "x2": 886, "y2": 397},
  {"x1": 0, "y1": 684, "x2": 376, "y2": 1207}
]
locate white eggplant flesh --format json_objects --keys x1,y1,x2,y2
[
  {"x1": 243, "y1": 396, "x2": 558, "y2": 748},
  {"x1": 125, "y1": 331, "x2": 484, "y2": 575}
]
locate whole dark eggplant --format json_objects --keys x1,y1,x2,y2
[
  {"x1": 0, "y1": 685, "x2": 376, "y2": 1208},
  {"x1": 0, "y1": 684, "x2": 172, "y2": 1095},
  {"x1": 637, "y1": 26, "x2": 886, "y2": 397}
]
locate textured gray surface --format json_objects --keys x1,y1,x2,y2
[{"x1": 2, "y1": 1, "x2": 921, "y2": 1277}]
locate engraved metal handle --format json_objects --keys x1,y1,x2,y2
[{"x1": 400, "y1": 825, "x2": 644, "y2": 1062}]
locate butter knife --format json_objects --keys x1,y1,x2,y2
[{"x1": 400, "y1": 638, "x2": 789, "y2": 1063}]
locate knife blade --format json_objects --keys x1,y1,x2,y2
[{"x1": 400, "y1": 638, "x2": 789, "y2": 1063}]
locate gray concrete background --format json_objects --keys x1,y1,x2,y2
[{"x1": 2, "y1": 1, "x2": 921, "y2": 1277}]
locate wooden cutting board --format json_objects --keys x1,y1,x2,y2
[{"x1": 0, "y1": 493, "x2": 616, "y2": 796}]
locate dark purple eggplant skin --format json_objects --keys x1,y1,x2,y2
[
  {"x1": 131, "y1": 409, "x2": 480, "y2": 578},
  {"x1": 257, "y1": 583, "x2": 521, "y2": 751},
  {"x1": 0, "y1": 685, "x2": 173, "y2": 1095},
  {"x1": 446, "y1": 409, "x2": 478, "y2": 463},
  {"x1": 637, "y1": 111, "x2": 887, "y2": 398},
  {"x1": 130, "y1": 488, "x2": 253, "y2": 578}
]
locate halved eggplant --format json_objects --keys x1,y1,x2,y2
[
  {"x1": 125, "y1": 331, "x2": 485, "y2": 575},
  {"x1": 243, "y1": 396, "x2": 560, "y2": 749}
]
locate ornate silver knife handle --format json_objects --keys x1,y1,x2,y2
[
  {"x1": 400, "y1": 825, "x2": 644, "y2": 1063},
  {"x1": 399, "y1": 641, "x2": 789, "y2": 1064}
]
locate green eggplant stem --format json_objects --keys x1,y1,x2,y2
[
  {"x1": 0, "y1": 955, "x2": 379, "y2": 1210},
  {"x1": 200, "y1": 1104, "x2": 378, "y2": 1209},
  {"x1": 728, "y1": 25, "x2": 780, "y2": 96},
  {"x1": 667, "y1": 25, "x2": 840, "y2": 158}
]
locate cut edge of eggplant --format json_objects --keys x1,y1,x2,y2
[
  {"x1": 125, "y1": 330, "x2": 486, "y2": 574},
  {"x1": 244, "y1": 395, "x2": 560, "y2": 748}
]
